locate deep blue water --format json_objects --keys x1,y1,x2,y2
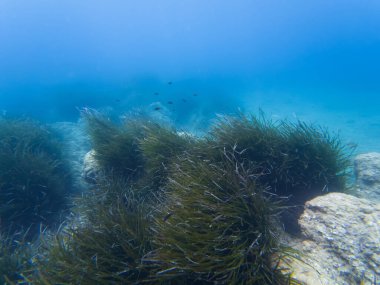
[{"x1": 0, "y1": 0, "x2": 379, "y2": 152}]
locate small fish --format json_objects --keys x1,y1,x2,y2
[
  {"x1": 182, "y1": 99, "x2": 187, "y2": 103},
  {"x1": 193, "y1": 93, "x2": 198, "y2": 96},
  {"x1": 115, "y1": 99, "x2": 121, "y2": 102},
  {"x1": 154, "y1": 106, "x2": 161, "y2": 111},
  {"x1": 163, "y1": 212, "x2": 173, "y2": 222},
  {"x1": 167, "y1": 101, "x2": 173, "y2": 104},
  {"x1": 154, "y1": 92, "x2": 159, "y2": 95},
  {"x1": 167, "y1": 81, "x2": 173, "y2": 85}
]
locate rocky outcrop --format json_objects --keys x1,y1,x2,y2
[
  {"x1": 354, "y1": 152, "x2": 380, "y2": 201},
  {"x1": 284, "y1": 193, "x2": 379, "y2": 285}
]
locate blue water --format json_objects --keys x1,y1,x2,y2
[{"x1": 1, "y1": 0, "x2": 379, "y2": 152}]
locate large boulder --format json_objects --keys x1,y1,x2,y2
[
  {"x1": 354, "y1": 152, "x2": 380, "y2": 201},
  {"x1": 283, "y1": 193, "x2": 379, "y2": 285}
]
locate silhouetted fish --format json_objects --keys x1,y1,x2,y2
[
  {"x1": 154, "y1": 92, "x2": 159, "y2": 95},
  {"x1": 154, "y1": 106, "x2": 161, "y2": 111},
  {"x1": 168, "y1": 81, "x2": 173, "y2": 85},
  {"x1": 163, "y1": 212, "x2": 173, "y2": 222},
  {"x1": 167, "y1": 101, "x2": 173, "y2": 104},
  {"x1": 182, "y1": 99, "x2": 187, "y2": 103},
  {"x1": 193, "y1": 93, "x2": 198, "y2": 96}
]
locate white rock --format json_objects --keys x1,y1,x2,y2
[
  {"x1": 284, "y1": 193, "x2": 379, "y2": 285},
  {"x1": 82, "y1": 149, "x2": 100, "y2": 183}
]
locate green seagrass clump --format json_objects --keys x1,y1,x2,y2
[
  {"x1": 0, "y1": 118, "x2": 72, "y2": 237},
  {"x1": 83, "y1": 109, "x2": 196, "y2": 191},
  {"x1": 150, "y1": 149, "x2": 289, "y2": 284},
  {"x1": 29, "y1": 176, "x2": 154, "y2": 285},
  {"x1": 138, "y1": 124, "x2": 196, "y2": 191},
  {"x1": 82, "y1": 109, "x2": 146, "y2": 180},
  {"x1": 209, "y1": 113, "x2": 353, "y2": 205},
  {"x1": 207, "y1": 113, "x2": 354, "y2": 232}
]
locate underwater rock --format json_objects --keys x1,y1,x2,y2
[
  {"x1": 354, "y1": 152, "x2": 380, "y2": 201},
  {"x1": 285, "y1": 193, "x2": 379, "y2": 285},
  {"x1": 82, "y1": 149, "x2": 100, "y2": 183}
]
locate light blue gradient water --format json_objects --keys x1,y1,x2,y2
[{"x1": 1, "y1": 0, "x2": 379, "y2": 152}]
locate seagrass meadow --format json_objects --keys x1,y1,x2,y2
[
  {"x1": 0, "y1": 111, "x2": 354, "y2": 284},
  {"x1": 0, "y1": 118, "x2": 74, "y2": 236},
  {"x1": 0, "y1": 118, "x2": 75, "y2": 284},
  {"x1": 2, "y1": 1, "x2": 380, "y2": 283}
]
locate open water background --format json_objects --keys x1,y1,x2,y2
[{"x1": 1, "y1": 0, "x2": 379, "y2": 153}]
